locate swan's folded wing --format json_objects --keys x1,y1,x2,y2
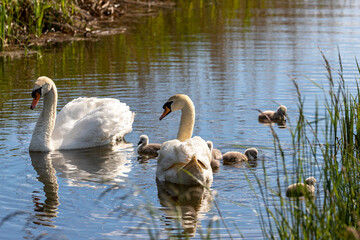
[{"x1": 52, "y1": 97, "x2": 134, "y2": 149}]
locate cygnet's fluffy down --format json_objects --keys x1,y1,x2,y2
[
  {"x1": 210, "y1": 158, "x2": 220, "y2": 170},
  {"x1": 258, "y1": 105, "x2": 287, "y2": 123},
  {"x1": 206, "y1": 141, "x2": 222, "y2": 160},
  {"x1": 223, "y1": 148, "x2": 258, "y2": 165},
  {"x1": 206, "y1": 141, "x2": 222, "y2": 170},
  {"x1": 286, "y1": 177, "x2": 316, "y2": 197},
  {"x1": 137, "y1": 135, "x2": 161, "y2": 157}
]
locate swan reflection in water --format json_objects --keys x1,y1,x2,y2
[
  {"x1": 29, "y1": 143, "x2": 134, "y2": 227},
  {"x1": 156, "y1": 180, "x2": 213, "y2": 238},
  {"x1": 30, "y1": 152, "x2": 59, "y2": 228},
  {"x1": 50, "y1": 143, "x2": 134, "y2": 187}
]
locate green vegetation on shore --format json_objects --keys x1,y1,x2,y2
[
  {"x1": 0, "y1": 0, "x2": 174, "y2": 51},
  {"x1": 256, "y1": 54, "x2": 360, "y2": 239},
  {"x1": 1, "y1": 0, "x2": 74, "y2": 50}
]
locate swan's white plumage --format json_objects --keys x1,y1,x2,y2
[
  {"x1": 157, "y1": 137, "x2": 213, "y2": 185},
  {"x1": 29, "y1": 76, "x2": 134, "y2": 151},
  {"x1": 52, "y1": 97, "x2": 134, "y2": 149}
]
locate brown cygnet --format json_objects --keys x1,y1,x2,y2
[
  {"x1": 223, "y1": 148, "x2": 258, "y2": 165},
  {"x1": 137, "y1": 135, "x2": 161, "y2": 157}
]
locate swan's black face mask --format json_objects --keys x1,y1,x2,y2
[
  {"x1": 31, "y1": 87, "x2": 42, "y2": 98},
  {"x1": 159, "y1": 101, "x2": 173, "y2": 120},
  {"x1": 30, "y1": 87, "x2": 42, "y2": 110}
]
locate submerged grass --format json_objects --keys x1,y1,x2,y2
[{"x1": 257, "y1": 53, "x2": 360, "y2": 239}]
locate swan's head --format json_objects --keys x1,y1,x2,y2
[
  {"x1": 159, "y1": 94, "x2": 192, "y2": 120},
  {"x1": 206, "y1": 141, "x2": 213, "y2": 151},
  {"x1": 30, "y1": 76, "x2": 55, "y2": 110},
  {"x1": 305, "y1": 177, "x2": 316, "y2": 186},
  {"x1": 245, "y1": 148, "x2": 258, "y2": 160},
  {"x1": 277, "y1": 105, "x2": 287, "y2": 116},
  {"x1": 138, "y1": 135, "x2": 149, "y2": 146}
]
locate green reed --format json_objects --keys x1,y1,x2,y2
[
  {"x1": 33, "y1": 0, "x2": 51, "y2": 37},
  {"x1": 257, "y1": 53, "x2": 360, "y2": 239},
  {"x1": 0, "y1": 0, "x2": 74, "y2": 50}
]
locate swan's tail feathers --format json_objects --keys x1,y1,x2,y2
[
  {"x1": 114, "y1": 111, "x2": 135, "y2": 142},
  {"x1": 183, "y1": 154, "x2": 203, "y2": 173},
  {"x1": 175, "y1": 154, "x2": 210, "y2": 185}
]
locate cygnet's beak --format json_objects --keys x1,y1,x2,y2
[
  {"x1": 30, "y1": 88, "x2": 42, "y2": 110},
  {"x1": 159, "y1": 105, "x2": 171, "y2": 120},
  {"x1": 137, "y1": 140, "x2": 142, "y2": 146},
  {"x1": 250, "y1": 153, "x2": 258, "y2": 160}
]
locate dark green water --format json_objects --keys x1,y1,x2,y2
[{"x1": 1, "y1": 0, "x2": 360, "y2": 239}]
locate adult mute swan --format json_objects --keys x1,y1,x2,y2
[
  {"x1": 156, "y1": 94, "x2": 213, "y2": 186},
  {"x1": 29, "y1": 76, "x2": 134, "y2": 152}
]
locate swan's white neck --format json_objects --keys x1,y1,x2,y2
[
  {"x1": 29, "y1": 86, "x2": 57, "y2": 151},
  {"x1": 177, "y1": 99, "x2": 195, "y2": 142}
]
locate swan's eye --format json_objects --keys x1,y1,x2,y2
[
  {"x1": 32, "y1": 87, "x2": 42, "y2": 98},
  {"x1": 162, "y1": 101, "x2": 173, "y2": 110}
]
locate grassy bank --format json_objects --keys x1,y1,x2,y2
[
  {"x1": 0, "y1": 0, "x2": 174, "y2": 51},
  {"x1": 257, "y1": 53, "x2": 360, "y2": 239}
]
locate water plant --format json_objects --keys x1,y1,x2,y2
[
  {"x1": 257, "y1": 53, "x2": 360, "y2": 239},
  {"x1": 0, "y1": 0, "x2": 176, "y2": 51},
  {"x1": 0, "y1": 0, "x2": 75, "y2": 50}
]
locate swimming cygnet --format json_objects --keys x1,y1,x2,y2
[
  {"x1": 222, "y1": 148, "x2": 258, "y2": 165},
  {"x1": 137, "y1": 135, "x2": 161, "y2": 157},
  {"x1": 286, "y1": 177, "x2": 316, "y2": 197},
  {"x1": 207, "y1": 141, "x2": 223, "y2": 160},
  {"x1": 206, "y1": 141, "x2": 221, "y2": 170},
  {"x1": 258, "y1": 105, "x2": 287, "y2": 123}
]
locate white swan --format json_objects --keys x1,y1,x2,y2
[
  {"x1": 156, "y1": 94, "x2": 213, "y2": 186},
  {"x1": 29, "y1": 76, "x2": 134, "y2": 151}
]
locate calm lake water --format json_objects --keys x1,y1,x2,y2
[{"x1": 1, "y1": 0, "x2": 360, "y2": 239}]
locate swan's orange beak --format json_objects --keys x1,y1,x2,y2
[
  {"x1": 30, "y1": 91, "x2": 41, "y2": 110},
  {"x1": 159, "y1": 106, "x2": 171, "y2": 120}
]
